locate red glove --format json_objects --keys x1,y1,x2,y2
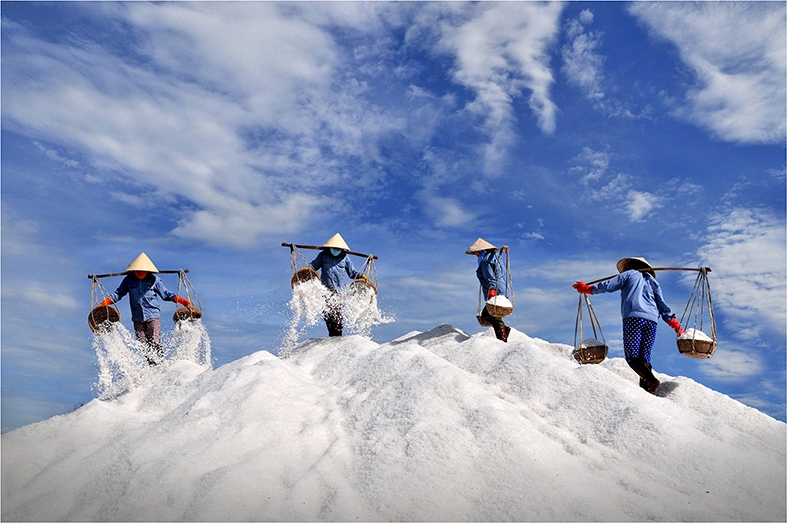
[
  {"x1": 487, "y1": 288, "x2": 497, "y2": 298},
  {"x1": 99, "y1": 298, "x2": 113, "y2": 307},
  {"x1": 175, "y1": 296, "x2": 190, "y2": 307},
  {"x1": 667, "y1": 317, "x2": 684, "y2": 335},
  {"x1": 572, "y1": 281, "x2": 593, "y2": 294}
]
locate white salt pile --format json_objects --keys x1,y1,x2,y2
[
  {"x1": 486, "y1": 295, "x2": 513, "y2": 308},
  {"x1": 679, "y1": 328, "x2": 714, "y2": 341},
  {"x1": 3, "y1": 325, "x2": 784, "y2": 521}
]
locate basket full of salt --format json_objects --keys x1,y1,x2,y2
[
  {"x1": 291, "y1": 267, "x2": 320, "y2": 288},
  {"x1": 573, "y1": 337, "x2": 608, "y2": 364},
  {"x1": 485, "y1": 295, "x2": 513, "y2": 318},
  {"x1": 677, "y1": 328, "x2": 716, "y2": 359},
  {"x1": 173, "y1": 305, "x2": 203, "y2": 322},
  {"x1": 88, "y1": 305, "x2": 120, "y2": 334},
  {"x1": 351, "y1": 276, "x2": 377, "y2": 294}
]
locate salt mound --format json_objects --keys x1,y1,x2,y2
[
  {"x1": 485, "y1": 295, "x2": 513, "y2": 308},
  {"x1": 679, "y1": 328, "x2": 713, "y2": 342}
]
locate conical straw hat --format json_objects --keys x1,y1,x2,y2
[
  {"x1": 322, "y1": 233, "x2": 350, "y2": 251},
  {"x1": 617, "y1": 257, "x2": 655, "y2": 278},
  {"x1": 465, "y1": 237, "x2": 497, "y2": 254},
  {"x1": 125, "y1": 252, "x2": 159, "y2": 273}
]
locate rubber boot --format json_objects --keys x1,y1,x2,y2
[
  {"x1": 492, "y1": 321, "x2": 509, "y2": 343},
  {"x1": 628, "y1": 358, "x2": 660, "y2": 394},
  {"x1": 501, "y1": 324, "x2": 511, "y2": 343}
]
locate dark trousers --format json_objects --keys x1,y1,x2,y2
[
  {"x1": 133, "y1": 318, "x2": 163, "y2": 364},
  {"x1": 481, "y1": 307, "x2": 509, "y2": 342},
  {"x1": 324, "y1": 302, "x2": 343, "y2": 337}
]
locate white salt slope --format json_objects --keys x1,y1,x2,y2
[{"x1": 2, "y1": 325, "x2": 785, "y2": 521}]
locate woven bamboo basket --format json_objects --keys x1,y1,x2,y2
[
  {"x1": 677, "y1": 338, "x2": 717, "y2": 359},
  {"x1": 476, "y1": 313, "x2": 493, "y2": 327},
  {"x1": 173, "y1": 305, "x2": 203, "y2": 322},
  {"x1": 291, "y1": 268, "x2": 320, "y2": 288},
  {"x1": 88, "y1": 305, "x2": 120, "y2": 334},
  {"x1": 485, "y1": 296, "x2": 513, "y2": 319},
  {"x1": 351, "y1": 277, "x2": 377, "y2": 294},
  {"x1": 485, "y1": 304, "x2": 513, "y2": 318},
  {"x1": 573, "y1": 339, "x2": 608, "y2": 364}
]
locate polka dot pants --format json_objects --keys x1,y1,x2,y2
[{"x1": 622, "y1": 317, "x2": 658, "y2": 364}]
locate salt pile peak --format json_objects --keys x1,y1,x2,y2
[{"x1": 2, "y1": 325, "x2": 785, "y2": 521}]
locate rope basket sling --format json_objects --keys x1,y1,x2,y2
[
  {"x1": 173, "y1": 270, "x2": 203, "y2": 324},
  {"x1": 677, "y1": 267, "x2": 717, "y2": 358},
  {"x1": 476, "y1": 247, "x2": 514, "y2": 325},
  {"x1": 352, "y1": 255, "x2": 379, "y2": 295},
  {"x1": 573, "y1": 294, "x2": 608, "y2": 364},
  {"x1": 288, "y1": 245, "x2": 320, "y2": 288},
  {"x1": 88, "y1": 276, "x2": 120, "y2": 334}
]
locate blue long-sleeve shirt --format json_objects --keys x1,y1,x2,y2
[
  {"x1": 591, "y1": 269, "x2": 673, "y2": 323},
  {"x1": 109, "y1": 273, "x2": 177, "y2": 322},
  {"x1": 476, "y1": 250, "x2": 507, "y2": 299},
  {"x1": 311, "y1": 250, "x2": 359, "y2": 292}
]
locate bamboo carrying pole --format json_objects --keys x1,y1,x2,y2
[
  {"x1": 585, "y1": 267, "x2": 711, "y2": 285},
  {"x1": 88, "y1": 269, "x2": 189, "y2": 279},
  {"x1": 281, "y1": 242, "x2": 378, "y2": 260}
]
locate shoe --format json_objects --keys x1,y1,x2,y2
[{"x1": 647, "y1": 378, "x2": 660, "y2": 395}]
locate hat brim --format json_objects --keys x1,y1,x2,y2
[
  {"x1": 465, "y1": 238, "x2": 497, "y2": 254},
  {"x1": 617, "y1": 257, "x2": 655, "y2": 278}
]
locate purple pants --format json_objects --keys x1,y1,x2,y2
[
  {"x1": 623, "y1": 317, "x2": 657, "y2": 364},
  {"x1": 133, "y1": 318, "x2": 163, "y2": 359}
]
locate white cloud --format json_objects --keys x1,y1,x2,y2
[
  {"x1": 562, "y1": 10, "x2": 605, "y2": 102},
  {"x1": 699, "y1": 347, "x2": 764, "y2": 382},
  {"x1": 419, "y1": 193, "x2": 475, "y2": 229},
  {"x1": 571, "y1": 146, "x2": 610, "y2": 183},
  {"x1": 629, "y1": 2, "x2": 786, "y2": 144},
  {"x1": 692, "y1": 207, "x2": 786, "y2": 341},
  {"x1": 434, "y1": 2, "x2": 565, "y2": 174},
  {"x1": 625, "y1": 190, "x2": 661, "y2": 221},
  {"x1": 1, "y1": 212, "x2": 42, "y2": 257},
  {"x1": 1, "y1": 5, "x2": 402, "y2": 248}
]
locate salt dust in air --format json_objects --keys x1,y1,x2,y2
[
  {"x1": 282, "y1": 279, "x2": 394, "y2": 353},
  {"x1": 92, "y1": 320, "x2": 212, "y2": 400},
  {"x1": 342, "y1": 281, "x2": 394, "y2": 337}
]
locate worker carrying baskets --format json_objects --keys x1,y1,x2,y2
[
  {"x1": 466, "y1": 238, "x2": 513, "y2": 342},
  {"x1": 573, "y1": 257, "x2": 685, "y2": 395},
  {"x1": 283, "y1": 233, "x2": 377, "y2": 337},
  {"x1": 88, "y1": 252, "x2": 193, "y2": 365}
]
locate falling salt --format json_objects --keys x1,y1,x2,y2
[
  {"x1": 342, "y1": 282, "x2": 395, "y2": 338},
  {"x1": 281, "y1": 278, "x2": 394, "y2": 354},
  {"x1": 92, "y1": 320, "x2": 213, "y2": 400}
]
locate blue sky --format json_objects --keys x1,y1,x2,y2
[{"x1": 2, "y1": 1, "x2": 785, "y2": 433}]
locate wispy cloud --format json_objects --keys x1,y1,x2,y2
[
  {"x1": 434, "y1": 2, "x2": 565, "y2": 175},
  {"x1": 562, "y1": 9, "x2": 605, "y2": 102},
  {"x1": 418, "y1": 192, "x2": 476, "y2": 229},
  {"x1": 700, "y1": 346, "x2": 764, "y2": 382},
  {"x1": 692, "y1": 207, "x2": 786, "y2": 341},
  {"x1": 629, "y1": 2, "x2": 786, "y2": 144},
  {"x1": 625, "y1": 190, "x2": 661, "y2": 222},
  {"x1": 570, "y1": 146, "x2": 610, "y2": 183},
  {"x1": 1, "y1": 4, "x2": 401, "y2": 248}
]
